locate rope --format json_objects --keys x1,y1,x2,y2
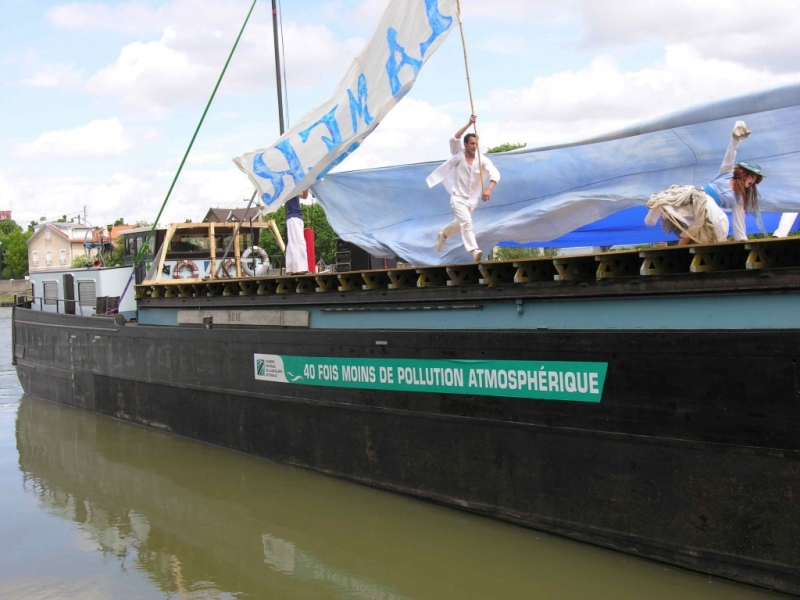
[
  {"x1": 115, "y1": 0, "x2": 259, "y2": 311},
  {"x1": 455, "y1": 0, "x2": 484, "y2": 195}
]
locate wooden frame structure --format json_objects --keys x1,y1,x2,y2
[{"x1": 141, "y1": 220, "x2": 285, "y2": 287}]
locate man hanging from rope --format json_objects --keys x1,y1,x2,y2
[{"x1": 426, "y1": 114, "x2": 500, "y2": 262}]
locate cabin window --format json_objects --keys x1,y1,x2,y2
[
  {"x1": 59, "y1": 249, "x2": 67, "y2": 265},
  {"x1": 43, "y1": 282, "x2": 58, "y2": 305},
  {"x1": 137, "y1": 235, "x2": 152, "y2": 259},
  {"x1": 32, "y1": 251, "x2": 39, "y2": 266},
  {"x1": 168, "y1": 233, "x2": 208, "y2": 254},
  {"x1": 78, "y1": 281, "x2": 97, "y2": 308},
  {"x1": 45, "y1": 250, "x2": 52, "y2": 265},
  {"x1": 45, "y1": 229, "x2": 51, "y2": 242}
]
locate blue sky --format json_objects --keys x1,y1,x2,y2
[{"x1": 1, "y1": 0, "x2": 798, "y2": 228}]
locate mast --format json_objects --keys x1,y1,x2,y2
[{"x1": 271, "y1": 0, "x2": 285, "y2": 134}]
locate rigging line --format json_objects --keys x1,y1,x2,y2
[
  {"x1": 278, "y1": 0, "x2": 290, "y2": 127},
  {"x1": 114, "y1": 0, "x2": 259, "y2": 311}
]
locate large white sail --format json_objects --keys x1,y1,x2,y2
[{"x1": 233, "y1": 0, "x2": 457, "y2": 212}]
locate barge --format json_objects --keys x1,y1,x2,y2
[{"x1": 12, "y1": 226, "x2": 800, "y2": 595}]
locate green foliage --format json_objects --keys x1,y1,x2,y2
[
  {"x1": 71, "y1": 255, "x2": 89, "y2": 268},
  {"x1": 28, "y1": 221, "x2": 37, "y2": 232},
  {"x1": 105, "y1": 244, "x2": 125, "y2": 267},
  {"x1": 0, "y1": 229, "x2": 33, "y2": 278},
  {"x1": 0, "y1": 219, "x2": 22, "y2": 236},
  {"x1": 492, "y1": 246, "x2": 558, "y2": 260},
  {"x1": 258, "y1": 205, "x2": 286, "y2": 261},
  {"x1": 487, "y1": 142, "x2": 527, "y2": 154},
  {"x1": 56, "y1": 215, "x2": 67, "y2": 223},
  {"x1": 113, "y1": 217, "x2": 126, "y2": 226},
  {"x1": 258, "y1": 202, "x2": 338, "y2": 267}
]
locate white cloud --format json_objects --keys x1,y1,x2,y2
[
  {"x1": 572, "y1": 0, "x2": 800, "y2": 73},
  {"x1": 187, "y1": 152, "x2": 226, "y2": 165},
  {"x1": 481, "y1": 33, "x2": 529, "y2": 56},
  {"x1": 48, "y1": 0, "x2": 241, "y2": 36},
  {"x1": 81, "y1": 13, "x2": 360, "y2": 112},
  {"x1": 334, "y1": 98, "x2": 457, "y2": 171},
  {"x1": 7, "y1": 51, "x2": 84, "y2": 89},
  {"x1": 13, "y1": 119, "x2": 134, "y2": 160},
  {"x1": 0, "y1": 164, "x2": 253, "y2": 228},
  {"x1": 486, "y1": 46, "x2": 800, "y2": 146}
]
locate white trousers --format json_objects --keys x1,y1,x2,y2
[
  {"x1": 285, "y1": 217, "x2": 308, "y2": 273},
  {"x1": 774, "y1": 212, "x2": 798, "y2": 238},
  {"x1": 439, "y1": 194, "x2": 479, "y2": 252}
]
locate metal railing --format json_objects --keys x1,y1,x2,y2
[{"x1": 14, "y1": 294, "x2": 85, "y2": 316}]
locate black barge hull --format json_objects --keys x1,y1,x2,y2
[{"x1": 12, "y1": 307, "x2": 800, "y2": 595}]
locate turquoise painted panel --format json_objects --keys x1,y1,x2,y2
[{"x1": 138, "y1": 292, "x2": 800, "y2": 330}]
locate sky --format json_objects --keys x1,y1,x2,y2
[{"x1": 1, "y1": 0, "x2": 799, "y2": 230}]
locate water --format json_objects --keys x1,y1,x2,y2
[{"x1": 0, "y1": 308, "x2": 786, "y2": 599}]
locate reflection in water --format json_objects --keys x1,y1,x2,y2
[
  {"x1": 12, "y1": 395, "x2": 782, "y2": 600},
  {"x1": 15, "y1": 395, "x2": 412, "y2": 599},
  {"x1": 262, "y1": 534, "x2": 408, "y2": 600}
]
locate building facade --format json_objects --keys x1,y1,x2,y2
[{"x1": 26, "y1": 221, "x2": 102, "y2": 273}]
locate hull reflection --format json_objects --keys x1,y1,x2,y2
[{"x1": 15, "y1": 395, "x2": 409, "y2": 599}]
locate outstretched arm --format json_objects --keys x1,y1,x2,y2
[
  {"x1": 731, "y1": 203, "x2": 747, "y2": 241},
  {"x1": 454, "y1": 114, "x2": 476, "y2": 142},
  {"x1": 720, "y1": 120, "x2": 750, "y2": 174}
]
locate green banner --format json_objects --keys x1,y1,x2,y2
[{"x1": 254, "y1": 354, "x2": 606, "y2": 403}]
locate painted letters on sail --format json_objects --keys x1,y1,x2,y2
[{"x1": 233, "y1": 0, "x2": 457, "y2": 212}]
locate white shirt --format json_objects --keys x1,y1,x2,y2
[{"x1": 426, "y1": 138, "x2": 500, "y2": 200}]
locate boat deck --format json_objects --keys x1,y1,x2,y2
[{"x1": 135, "y1": 236, "x2": 800, "y2": 300}]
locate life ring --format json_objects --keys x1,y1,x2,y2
[
  {"x1": 241, "y1": 246, "x2": 270, "y2": 277},
  {"x1": 217, "y1": 259, "x2": 235, "y2": 278},
  {"x1": 173, "y1": 260, "x2": 198, "y2": 279}
]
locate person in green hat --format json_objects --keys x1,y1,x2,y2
[{"x1": 645, "y1": 120, "x2": 765, "y2": 244}]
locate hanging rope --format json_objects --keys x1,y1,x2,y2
[
  {"x1": 455, "y1": 0, "x2": 484, "y2": 195},
  {"x1": 114, "y1": 0, "x2": 259, "y2": 311}
]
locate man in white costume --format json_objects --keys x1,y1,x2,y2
[
  {"x1": 773, "y1": 212, "x2": 798, "y2": 238},
  {"x1": 284, "y1": 189, "x2": 309, "y2": 275},
  {"x1": 427, "y1": 115, "x2": 500, "y2": 262}
]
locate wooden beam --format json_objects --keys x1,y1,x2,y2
[
  {"x1": 209, "y1": 221, "x2": 216, "y2": 278},
  {"x1": 155, "y1": 223, "x2": 177, "y2": 283}
]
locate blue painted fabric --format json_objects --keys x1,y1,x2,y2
[{"x1": 312, "y1": 83, "x2": 800, "y2": 264}]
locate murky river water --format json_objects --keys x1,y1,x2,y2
[{"x1": 0, "y1": 308, "x2": 787, "y2": 599}]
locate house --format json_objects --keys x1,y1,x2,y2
[
  {"x1": 202, "y1": 207, "x2": 262, "y2": 223},
  {"x1": 26, "y1": 219, "x2": 107, "y2": 273},
  {"x1": 107, "y1": 224, "x2": 137, "y2": 245}
]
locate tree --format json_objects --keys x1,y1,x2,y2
[
  {"x1": 0, "y1": 219, "x2": 22, "y2": 236},
  {"x1": 113, "y1": 218, "x2": 126, "y2": 226},
  {"x1": 492, "y1": 246, "x2": 558, "y2": 261},
  {"x1": 487, "y1": 142, "x2": 527, "y2": 154},
  {"x1": 105, "y1": 244, "x2": 125, "y2": 267},
  {"x1": 28, "y1": 221, "x2": 36, "y2": 232},
  {"x1": 71, "y1": 255, "x2": 89, "y2": 268},
  {"x1": 0, "y1": 230, "x2": 32, "y2": 279},
  {"x1": 56, "y1": 214, "x2": 67, "y2": 223}
]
